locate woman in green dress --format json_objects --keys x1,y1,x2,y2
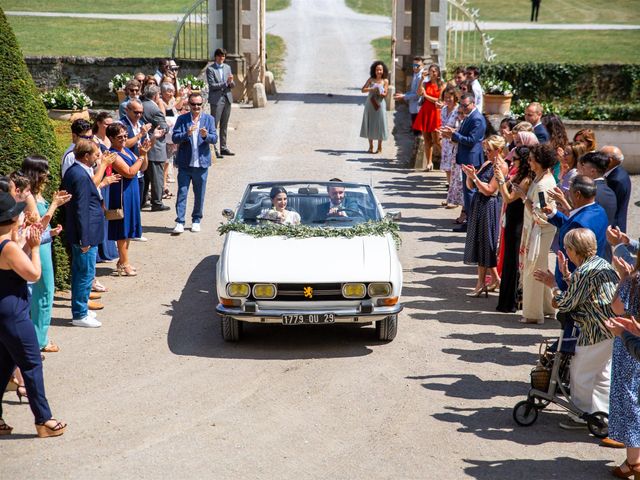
[{"x1": 22, "y1": 156, "x2": 70, "y2": 355}]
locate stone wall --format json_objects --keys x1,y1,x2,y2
[
  {"x1": 564, "y1": 120, "x2": 640, "y2": 175},
  {"x1": 25, "y1": 56, "x2": 209, "y2": 108}
]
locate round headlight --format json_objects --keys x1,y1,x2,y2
[
  {"x1": 227, "y1": 283, "x2": 250, "y2": 298},
  {"x1": 342, "y1": 283, "x2": 366, "y2": 299},
  {"x1": 252, "y1": 283, "x2": 277, "y2": 299},
  {"x1": 368, "y1": 283, "x2": 392, "y2": 297}
]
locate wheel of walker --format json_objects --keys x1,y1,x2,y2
[
  {"x1": 586, "y1": 411, "x2": 609, "y2": 439},
  {"x1": 513, "y1": 400, "x2": 539, "y2": 426}
]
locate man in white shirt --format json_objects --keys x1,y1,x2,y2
[
  {"x1": 465, "y1": 66, "x2": 484, "y2": 113},
  {"x1": 61, "y1": 119, "x2": 93, "y2": 179}
]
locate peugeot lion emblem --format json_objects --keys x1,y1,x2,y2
[{"x1": 303, "y1": 286, "x2": 313, "y2": 299}]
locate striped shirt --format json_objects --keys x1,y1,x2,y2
[{"x1": 554, "y1": 256, "x2": 618, "y2": 346}]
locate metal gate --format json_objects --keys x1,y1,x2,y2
[
  {"x1": 172, "y1": 0, "x2": 211, "y2": 61},
  {"x1": 446, "y1": 0, "x2": 496, "y2": 64}
]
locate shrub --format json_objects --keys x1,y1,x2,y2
[
  {"x1": 0, "y1": 9, "x2": 70, "y2": 289},
  {"x1": 109, "y1": 72, "x2": 133, "y2": 93},
  {"x1": 450, "y1": 62, "x2": 640, "y2": 103}
]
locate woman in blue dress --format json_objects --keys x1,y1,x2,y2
[
  {"x1": 0, "y1": 192, "x2": 66, "y2": 437},
  {"x1": 606, "y1": 255, "x2": 640, "y2": 480},
  {"x1": 106, "y1": 123, "x2": 149, "y2": 277}
]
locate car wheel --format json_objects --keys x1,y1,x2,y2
[
  {"x1": 221, "y1": 316, "x2": 242, "y2": 342},
  {"x1": 376, "y1": 315, "x2": 397, "y2": 341}
]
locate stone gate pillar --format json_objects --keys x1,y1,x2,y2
[{"x1": 222, "y1": 0, "x2": 246, "y2": 76}]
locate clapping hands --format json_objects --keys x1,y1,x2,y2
[
  {"x1": 605, "y1": 316, "x2": 640, "y2": 337},
  {"x1": 51, "y1": 190, "x2": 72, "y2": 208},
  {"x1": 606, "y1": 225, "x2": 629, "y2": 247},
  {"x1": 612, "y1": 256, "x2": 634, "y2": 280},
  {"x1": 139, "y1": 139, "x2": 152, "y2": 155}
]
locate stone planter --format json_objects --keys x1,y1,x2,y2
[
  {"x1": 47, "y1": 108, "x2": 90, "y2": 122},
  {"x1": 116, "y1": 90, "x2": 127, "y2": 103},
  {"x1": 484, "y1": 93, "x2": 513, "y2": 116}
]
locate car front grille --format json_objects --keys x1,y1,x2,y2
[{"x1": 270, "y1": 283, "x2": 366, "y2": 302}]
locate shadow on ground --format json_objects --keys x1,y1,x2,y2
[
  {"x1": 166, "y1": 255, "x2": 380, "y2": 360},
  {"x1": 463, "y1": 457, "x2": 612, "y2": 480}
]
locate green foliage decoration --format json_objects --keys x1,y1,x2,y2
[
  {"x1": 0, "y1": 9, "x2": 70, "y2": 289},
  {"x1": 218, "y1": 219, "x2": 402, "y2": 249}
]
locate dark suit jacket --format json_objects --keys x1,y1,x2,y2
[
  {"x1": 606, "y1": 166, "x2": 631, "y2": 232},
  {"x1": 452, "y1": 109, "x2": 486, "y2": 167},
  {"x1": 172, "y1": 112, "x2": 218, "y2": 168},
  {"x1": 594, "y1": 178, "x2": 617, "y2": 226},
  {"x1": 316, "y1": 197, "x2": 363, "y2": 219},
  {"x1": 141, "y1": 98, "x2": 167, "y2": 163},
  {"x1": 547, "y1": 202, "x2": 608, "y2": 290},
  {"x1": 533, "y1": 123, "x2": 550, "y2": 144},
  {"x1": 61, "y1": 162, "x2": 104, "y2": 248}
]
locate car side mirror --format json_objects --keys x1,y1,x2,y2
[
  {"x1": 385, "y1": 210, "x2": 401, "y2": 222},
  {"x1": 222, "y1": 208, "x2": 235, "y2": 220}
]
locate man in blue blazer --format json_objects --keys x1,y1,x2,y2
[
  {"x1": 545, "y1": 175, "x2": 608, "y2": 291},
  {"x1": 525, "y1": 102, "x2": 550, "y2": 144},
  {"x1": 61, "y1": 140, "x2": 105, "y2": 328},
  {"x1": 602, "y1": 145, "x2": 631, "y2": 232},
  {"x1": 441, "y1": 92, "x2": 486, "y2": 231},
  {"x1": 578, "y1": 151, "x2": 617, "y2": 228},
  {"x1": 171, "y1": 92, "x2": 218, "y2": 234}
]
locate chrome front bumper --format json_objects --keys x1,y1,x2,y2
[{"x1": 215, "y1": 302, "x2": 403, "y2": 324}]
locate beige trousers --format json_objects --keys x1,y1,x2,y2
[{"x1": 522, "y1": 226, "x2": 555, "y2": 321}]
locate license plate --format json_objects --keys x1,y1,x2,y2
[{"x1": 282, "y1": 313, "x2": 336, "y2": 325}]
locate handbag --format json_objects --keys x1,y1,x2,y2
[{"x1": 104, "y1": 179, "x2": 124, "y2": 221}]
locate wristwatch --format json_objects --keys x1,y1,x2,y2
[{"x1": 498, "y1": 180, "x2": 505, "y2": 186}]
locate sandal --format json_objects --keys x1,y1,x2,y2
[
  {"x1": 162, "y1": 188, "x2": 173, "y2": 199},
  {"x1": 116, "y1": 264, "x2": 137, "y2": 277},
  {"x1": 35, "y1": 419, "x2": 66, "y2": 438},
  {"x1": 92, "y1": 280, "x2": 108, "y2": 293},
  {"x1": 0, "y1": 418, "x2": 13, "y2": 436},
  {"x1": 612, "y1": 460, "x2": 639, "y2": 479},
  {"x1": 41, "y1": 342, "x2": 60, "y2": 353}
]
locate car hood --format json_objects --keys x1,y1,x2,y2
[{"x1": 224, "y1": 232, "x2": 393, "y2": 283}]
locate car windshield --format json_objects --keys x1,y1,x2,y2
[{"x1": 235, "y1": 182, "x2": 381, "y2": 226}]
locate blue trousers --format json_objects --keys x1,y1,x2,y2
[
  {"x1": 175, "y1": 166, "x2": 209, "y2": 224},
  {"x1": 0, "y1": 313, "x2": 52, "y2": 423},
  {"x1": 71, "y1": 244, "x2": 97, "y2": 320}
]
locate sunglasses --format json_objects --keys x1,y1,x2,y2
[
  {"x1": 189, "y1": 102, "x2": 203, "y2": 106},
  {"x1": 132, "y1": 111, "x2": 143, "y2": 115},
  {"x1": 115, "y1": 134, "x2": 128, "y2": 139},
  {"x1": 79, "y1": 135, "x2": 93, "y2": 140}
]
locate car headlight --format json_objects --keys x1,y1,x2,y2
[
  {"x1": 227, "y1": 283, "x2": 250, "y2": 298},
  {"x1": 368, "y1": 282, "x2": 392, "y2": 297},
  {"x1": 252, "y1": 283, "x2": 277, "y2": 299},
  {"x1": 342, "y1": 283, "x2": 366, "y2": 299}
]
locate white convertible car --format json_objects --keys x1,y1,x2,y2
[{"x1": 216, "y1": 181, "x2": 403, "y2": 342}]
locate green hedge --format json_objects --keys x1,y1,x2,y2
[
  {"x1": 510, "y1": 99, "x2": 640, "y2": 121},
  {"x1": 475, "y1": 62, "x2": 640, "y2": 103},
  {"x1": 0, "y1": 9, "x2": 70, "y2": 289}
]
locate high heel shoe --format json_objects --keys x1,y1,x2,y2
[
  {"x1": 17, "y1": 385, "x2": 27, "y2": 403},
  {"x1": 426, "y1": 164, "x2": 434, "y2": 172},
  {"x1": 487, "y1": 280, "x2": 501, "y2": 292},
  {"x1": 35, "y1": 419, "x2": 66, "y2": 438},
  {"x1": 466, "y1": 286, "x2": 488, "y2": 298},
  {"x1": 612, "y1": 460, "x2": 640, "y2": 479},
  {"x1": 376, "y1": 146, "x2": 382, "y2": 154},
  {"x1": 116, "y1": 264, "x2": 137, "y2": 277}
]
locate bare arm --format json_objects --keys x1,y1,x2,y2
[
  {"x1": 3, "y1": 230, "x2": 41, "y2": 282},
  {"x1": 361, "y1": 78, "x2": 373, "y2": 93}
]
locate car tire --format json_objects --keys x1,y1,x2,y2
[
  {"x1": 221, "y1": 316, "x2": 242, "y2": 342},
  {"x1": 376, "y1": 315, "x2": 397, "y2": 341}
]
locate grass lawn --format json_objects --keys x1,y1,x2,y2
[
  {"x1": 372, "y1": 30, "x2": 640, "y2": 65},
  {"x1": 345, "y1": 0, "x2": 392, "y2": 17},
  {"x1": 0, "y1": 0, "x2": 194, "y2": 14},
  {"x1": 266, "y1": 33, "x2": 286, "y2": 81},
  {"x1": 484, "y1": 29, "x2": 640, "y2": 64},
  {"x1": 7, "y1": 17, "x2": 176, "y2": 57},
  {"x1": 467, "y1": 0, "x2": 640, "y2": 24},
  {"x1": 371, "y1": 36, "x2": 392, "y2": 67},
  {"x1": 266, "y1": 0, "x2": 291, "y2": 12}
]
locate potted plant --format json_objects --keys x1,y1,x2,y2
[
  {"x1": 182, "y1": 74, "x2": 205, "y2": 93},
  {"x1": 109, "y1": 73, "x2": 133, "y2": 102},
  {"x1": 483, "y1": 79, "x2": 514, "y2": 115},
  {"x1": 41, "y1": 87, "x2": 93, "y2": 121}
]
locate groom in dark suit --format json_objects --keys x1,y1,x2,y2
[
  {"x1": 441, "y1": 92, "x2": 486, "y2": 232},
  {"x1": 316, "y1": 179, "x2": 363, "y2": 220}
]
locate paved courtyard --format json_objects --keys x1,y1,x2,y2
[{"x1": 1, "y1": 0, "x2": 639, "y2": 478}]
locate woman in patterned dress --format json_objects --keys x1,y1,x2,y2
[
  {"x1": 534, "y1": 228, "x2": 618, "y2": 429},
  {"x1": 439, "y1": 89, "x2": 459, "y2": 207},
  {"x1": 605, "y1": 253, "x2": 640, "y2": 480},
  {"x1": 445, "y1": 105, "x2": 465, "y2": 211},
  {"x1": 462, "y1": 135, "x2": 508, "y2": 297}
]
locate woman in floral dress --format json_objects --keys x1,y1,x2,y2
[{"x1": 439, "y1": 89, "x2": 459, "y2": 208}]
